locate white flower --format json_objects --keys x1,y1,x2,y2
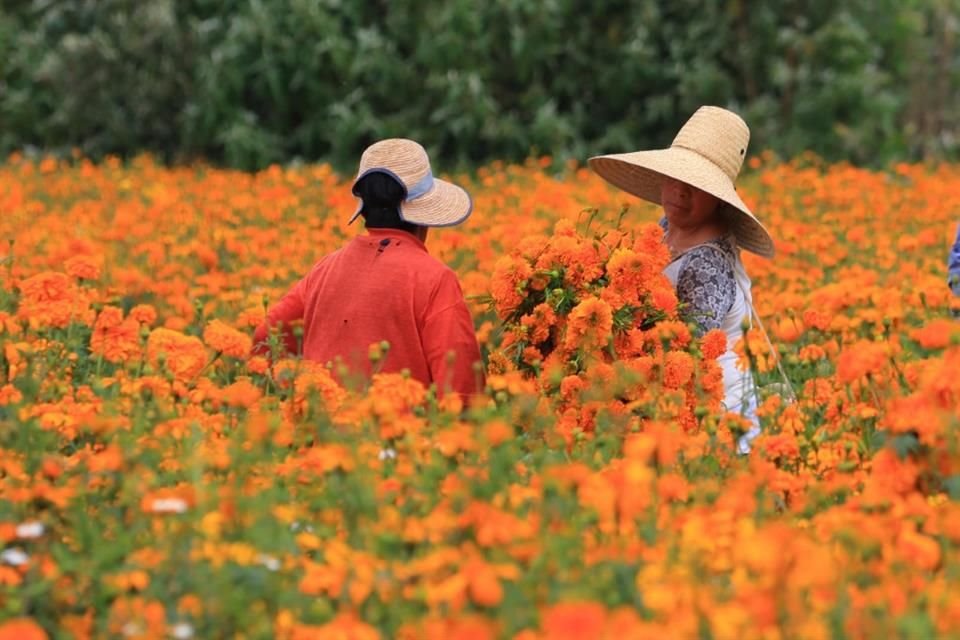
[
  {"x1": 378, "y1": 448, "x2": 397, "y2": 461},
  {"x1": 0, "y1": 548, "x2": 29, "y2": 566},
  {"x1": 150, "y1": 498, "x2": 188, "y2": 514},
  {"x1": 256, "y1": 554, "x2": 280, "y2": 571},
  {"x1": 290, "y1": 521, "x2": 314, "y2": 533},
  {"x1": 15, "y1": 521, "x2": 45, "y2": 539},
  {"x1": 122, "y1": 622, "x2": 142, "y2": 637},
  {"x1": 170, "y1": 622, "x2": 194, "y2": 639}
]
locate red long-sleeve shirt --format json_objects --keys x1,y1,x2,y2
[{"x1": 252, "y1": 229, "x2": 484, "y2": 398}]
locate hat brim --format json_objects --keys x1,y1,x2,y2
[
  {"x1": 588, "y1": 147, "x2": 775, "y2": 259},
  {"x1": 350, "y1": 174, "x2": 473, "y2": 228},
  {"x1": 400, "y1": 178, "x2": 473, "y2": 227}
]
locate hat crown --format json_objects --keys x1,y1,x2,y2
[
  {"x1": 357, "y1": 138, "x2": 432, "y2": 188},
  {"x1": 670, "y1": 106, "x2": 750, "y2": 181}
]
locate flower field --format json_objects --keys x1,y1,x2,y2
[{"x1": 1, "y1": 153, "x2": 959, "y2": 639}]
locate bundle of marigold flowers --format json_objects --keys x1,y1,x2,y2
[{"x1": 488, "y1": 218, "x2": 726, "y2": 442}]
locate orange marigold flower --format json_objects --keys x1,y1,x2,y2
[
  {"x1": 606, "y1": 247, "x2": 645, "y2": 288},
  {"x1": 760, "y1": 433, "x2": 800, "y2": 460},
  {"x1": 416, "y1": 615, "x2": 496, "y2": 640},
  {"x1": 16, "y1": 271, "x2": 92, "y2": 328},
  {"x1": 559, "y1": 374, "x2": 587, "y2": 402},
  {"x1": 484, "y1": 419, "x2": 513, "y2": 446},
  {"x1": 247, "y1": 356, "x2": 270, "y2": 375},
  {"x1": 522, "y1": 345, "x2": 542, "y2": 366},
  {"x1": 801, "y1": 309, "x2": 830, "y2": 331},
  {"x1": 897, "y1": 526, "x2": 941, "y2": 571},
  {"x1": 94, "y1": 305, "x2": 124, "y2": 329},
  {"x1": 542, "y1": 601, "x2": 607, "y2": 640},
  {"x1": 0, "y1": 312, "x2": 20, "y2": 336},
  {"x1": 835, "y1": 340, "x2": 889, "y2": 384},
  {"x1": 292, "y1": 366, "x2": 346, "y2": 414},
  {"x1": 650, "y1": 283, "x2": 679, "y2": 316},
  {"x1": 129, "y1": 304, "x2": 157, "y2": 326},
  {"x1": 564, "y1": 296, "x2": 613, "y2": 352},
  {"x1": 290, "y1": 614, "x2": 380, "y2": 640},
  {"x1": 600, "y1": 286, "x2": 631, "y2": 313},
  {"x1": 798, "y1": 344, "x2": 827, "y2": 362},
  {"x1": 203, "y1": 320, "x2": 253, "y2": 358},
  {"x1": 0, "y1": 384, "x2": 23, "y2": 406},
  {"x1": 107, "y1": 597, "x2": 166, "y2": 638},
  {"x1": 87, "y1": 445, "x2": 124, "y2": 474},
  {"x1": 865, "y1": 448, "x2": 920, "y2": 497},
  {"x1": 219, "y1": 377, "x2": 262, "y2": 408},
  {"x1": 368, "y1": 373, "x2": 426, "y2": 417},
  {"x1": 465, "y1": 558, "x2": 504, "y2": 607},
  {"x1": 662, "y1": 350, "x2": 695, "y2": 389},
  {"x1": 64, "y1": 254, "x2": 102, "y2": 280},
  {"x1": 146, "y1": 328, "x2": 208, "y2": 380},
  {"x1": 0, "y1": 618, "x2": 48, "y2": 640},
  {"x1": 490, "y1": 255, "x2": 534, "y2": 315},
  {"x1": 60, "y1": 612, "x2": 93, "y2": 640},
  {"x1": 236, "y1": 305, "x2": 267, "y2": 328},
  {"x1": 701, "y1": 328, "x2": 728, "y2": 360},
  {"x1": 632, "y1": 222, "x2": 670, "y2": 268},
  {"x1": 656, "y1": 472, "x2": 690, "y2": 502},
  {"x1": 910, "y1": 319, "x2": 958, "y2": 350},
  {"x1": 298, "y1": 560, "x2": 347, "y2": 598},
  {"x1": 520, "y1": 303, "x2": 556, "y2": 345},
  {"x1": 90, "y1": 306, "x2": 142, "y2": 363},
  {"x1": 772, "y1": 316, "x2": 803, "y2": 342},
  {"x1": 540, "y1": 235, "x2": 605, "y2": 290}
]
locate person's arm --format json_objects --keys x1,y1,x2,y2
[
  {"x1": 949, "y1": 224, "x2": 960, "y2": 295},
  {"x1": 252, "y1": 280, "x2": 306, "y2": 359},
  {"x1": 675, "y1": 245, "x2": 736, "y2": 337},
  {"x1": 421, "y1": 273, "x2": 484, "y2": 400}
]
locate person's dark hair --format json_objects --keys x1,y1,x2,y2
[{"x1": 352, "y1": 171, "x2": 420, "y2": 234}]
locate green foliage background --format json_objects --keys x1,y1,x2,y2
[{"x1": 1, "y1": 0, "x2": 959, "y2": 170}]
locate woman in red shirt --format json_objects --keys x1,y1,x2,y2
[{"x1": 252, "y1": 139, "x2": 484, "y2": 399}]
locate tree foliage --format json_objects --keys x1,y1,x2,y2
[{"x1": 1, "y1": 0, "x2": 958, "y2": 170}]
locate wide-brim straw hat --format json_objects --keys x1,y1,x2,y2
[
  {"x1": 349, "y1": 138, "x2": 472, "y2": 227},
  {"x1": 588, "y1": 106, "x2": 774, "y2": 258}
]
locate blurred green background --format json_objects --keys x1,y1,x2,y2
[{"x1": 1, "y1": 0, "x2": 958, "y2": 171}]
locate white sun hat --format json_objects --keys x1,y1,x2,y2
[
  {"x1": 588, "y1": 106, "x2": 775, "y2": 258},
  {"x1": 350, "y1": 138, "x2": 473, "y2": 227}
]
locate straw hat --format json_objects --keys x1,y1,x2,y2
[
  {"x1": 588, "y1": 106, "x2": 774, "y2": 258},
  {"x1": 350, "y1": 138, "x2": 472, "y2": 227}
]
